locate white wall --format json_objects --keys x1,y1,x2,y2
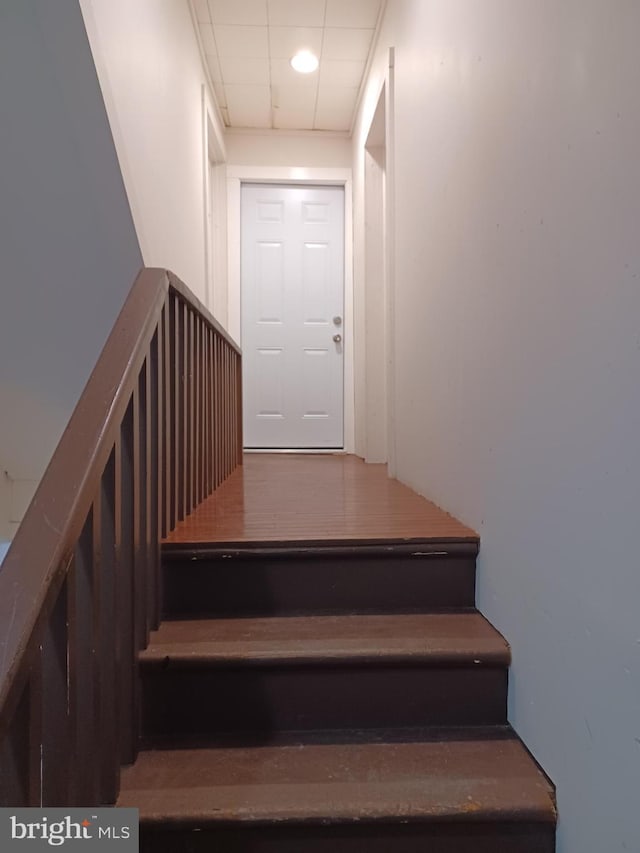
[
  {"x1": 0, "y1": 473, "x2": 10, "y2": 542},
  {"x1": 225, "y1": 130, "x2": 352, "y2": 169},
  {"x1": 80, "y1": 0, "x2": 227, "y2": 312},
  {"x1": 0, "y1": 0, "x2": 143, "y2": 537},
  {"x1": 354, "y1": 2, "x2": 640, "y2": 852}
]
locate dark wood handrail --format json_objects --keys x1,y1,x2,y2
[{"x1": 0, "y1": 268, "x2": 242, "y2": 806}]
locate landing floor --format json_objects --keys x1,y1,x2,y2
[{"x1": 164, "y1": 454, "x2": 476, "y2": 545}]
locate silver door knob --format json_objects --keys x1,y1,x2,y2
[
  {"x1": 333, "y1": 334, "x2": 342, "y2": 343},
  {"x1": 333, "y1": 316, "x2": 342, "y2": 326}
]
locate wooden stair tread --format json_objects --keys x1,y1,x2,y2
[
  {"x1": 163, "y1": 454, "x2": 479, "y2": 545},
  {"x1": 118, "y1": 737, "x2": 555, "y2": 825},
  {"x1": 140, "y1": 613, "x2": 510, "y2": 667}
]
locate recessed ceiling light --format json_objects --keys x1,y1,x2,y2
[{"x1": 290, "y1": 50, "x2": 319, "y2": 74}]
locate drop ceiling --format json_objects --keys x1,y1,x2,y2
[{"x1": 192, "y1": 0, "x2": 385, "y2": 132}]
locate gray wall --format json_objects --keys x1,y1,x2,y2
[
  {"x1": 0, "y1": 0, "x2": 142, "y2": 534},
  {"x1": 354, "y1": 1, "x2": 640, "y2": 850}
]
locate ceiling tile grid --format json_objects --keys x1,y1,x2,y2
[{"x1": 194, "y1": 0, "x2": 384, "y2": 132}]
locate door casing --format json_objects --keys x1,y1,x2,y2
[
  {"x1": 241, "y1": 183, "x2": 345, "y2": 449},
  {"x1": 227, "y1": 166, "x2": 355, "y2": 454}
]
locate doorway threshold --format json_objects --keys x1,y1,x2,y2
[{"x1": 244, "y1": 448, "x2": 346, "y2": 455}]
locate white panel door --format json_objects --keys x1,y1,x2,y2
[{"x1": 242, "y1": 184, "x2": 344, "y2": 448}]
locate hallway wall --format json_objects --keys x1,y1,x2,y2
[
  {"x1": 225, "y1": 130, "x2": 351, "y2": 169},
  {"x1": 80, "y1": 0, "x2": 227, "y2": 311},
  {"x1": 0, "y1": 475, "x2": 10, "y2": 543},
  {"x1": 0, "y1": 0, "x2": 143, "y2": 539},
  {"x1": 353, "y1": 2, "x2": 640, "y2": 851}
]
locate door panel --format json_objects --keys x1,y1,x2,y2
[
  {"x1": 242, "y1": 184, "x2": 344, "y2": 448},
  {"x1": 255, "y1": 242, "x2": 284, "y2": 322}
]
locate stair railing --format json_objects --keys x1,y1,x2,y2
[{"x1": 0, "y1": 268, "x2": 242, "y2": 807}]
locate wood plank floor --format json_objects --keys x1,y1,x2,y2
[{"x1": 165, "y1": 454, "x2": 477, "y2": 545}]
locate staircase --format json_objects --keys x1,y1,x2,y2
[{"x1": 118, "y1": 539, "x2": 556, "y2": 851}]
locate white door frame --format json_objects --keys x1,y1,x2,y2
[
  {"x1": 357, "y1": 50, "x2": 396, "y2": 475},
  {"x1": 364, "y1": 86, "x2": 387, "y2": 464},
  {"x1": 227, "y1": 166, "x2": 355, "y2": 453},
  {"x1": 201, "y1": 84, "x2": 228, "y2": 321},
  {"x1": 384, "y1": 50, "x2": 397, "y2": 477}
]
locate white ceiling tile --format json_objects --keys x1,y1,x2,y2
[
  {"x1": 220, "y1": 55, "x2": 270, "y2": 86},
  {"x1": 320, "y1": 59, "x2": 365, "y2": 88},
  {"x1": 271, "y1": 58, "x2": 308, "y2": 87},
  {"x1": 271, "y1": 80, "x2": 317, "y2": 111},
  {"x1": 214, "y1": 25, "x2": 269, "y2": 57},
  {"x1": 199, "y1": 0, "x2": 382, "y2": 130},
  {"x1": 226, "y1": 85, "x2": 272, "y2": 127},
  {"x1": 269, "y1": 27, "x2": 323, "y2": 60},
  {"x1": 199, "y1": 23, "x2": 217, "y2": 55},
  {"x1": 316, "y1": 84, "x2": 358, "y2": 112},
  {"x1": 194, "y1": 0, "x2": 211, "y2": 23},
  {"x1": 208, "y1": 0, "x2": 268, "y2": 25},
  {"x1": 274, "y1": 109, "x2": 315, "y2": 130},
  {"x1": 314, "y1": 104, "x2": 353, "y2": 131},
  {"x1": 268, "y1": 0, "x2": 326, "y2": 27},
  {"x1": 205, "y1": 53, "x2": 223, "y2": 83},
  {"x1": 322, "y1": 27, "x2": 373, "y2": 61},
  {"x1": 213, "y1": 81, "x2": 227, "y2": 107},
  {"x1": 325, "y1": 0, "x2": 381, "y2": 29}
]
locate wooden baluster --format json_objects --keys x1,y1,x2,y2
[
  {"x1": 97, "y1": 449, "x2": 119, "y2": 804},
  {"x1": 183, "y1": 302, "x2": 190, "y2": 518},
  {"x1": 68, "y1": 508, "x2": 98, "y2": 806},
  {"x1": 39, "y1": 580, "x2": 71, "y2": 805},
  {"x1": 224, "y1": 342, "x2": 228, "y2": 478},
  {"x1": 225, "y1": 344, "x2": 230, "y2": 479},
  {"x1": 203, "y1": 325, "x2": 209, "y2": 495},
  {"x1": 230, "y1": 347, "x2": 235, "y2": 473},
  {"x1": 209, "y1": 327, "x2": 216, "y2": 489},
  {"x1": 193, "y1": 313, "x2": 199, "y2": 506},
  {"x1": 208, "y1": 327, "x2": 214, "y2": 492},
  {"x1": 192, "y1": 314, "x2": 199, "y2": 506},
  {"x1": 186, "y1": 308, "x2": 194, "y2": 516},
  {"x1": 174, "y1": 297, "x2": 184, "y2": 523},
  {"x1": 150, "y1": 328, "x2": 161, "y2": 629},
  {"x1": 231, "y1": 352, "x2": 237, "y2": 466},
  {"x1": 143, "y1": 351, "x2": 155, "y2": 634},
  {"x1": 201, "y1": 323, "x2": 209, "y2": 500},
  {"x1": 203, "y1": 324, "x2": 210, "y2": 497},
  {"x1": 116, "y1": 399, "x2": 137, "y2": 766},
  {"x1": 134, "y1": 366, "x2": 148, "y2": 651},
  {"x1": 230, "y1": 352, "x2": 235, "y2": 467},
  {"x1": 159, "y1": 305, "x2": 168, "y2": 538},
  {"x1": 221, "y1": 342, "x2": 226, "y2": 481},
  {"x1": 192, "y1": 310, "x2": 197, "y2": 508},
  {"x1": 212, "y1": 333, "x2": 218, "y2": 489},
  {"x1": 178, "y1": 300, "x2": 187, "y2": 520},
  {"x1": 27, "y1": 660, "x2": 43, "y2": 806},
  {"x1": 168, "y1": 297, "x2": 178, "y2": 532},
  {"x1": 0, "y1": 682, "x2": 30, "y2": 806},
  {"x1": 195, "y1": 318, "x2": 203, "y2": 504},
  {"x1": 211, "y1": 328, "x2": 216, "y2": 488},
  {"x1": 215, "y1": 334, "x2": 222, "y2": 488},
  {"x1": 236, "y1": 350, "x2": 243, "y2": 466},
  {"x1": 229, "y1": 346, "x2": 234, "y2": 476}
]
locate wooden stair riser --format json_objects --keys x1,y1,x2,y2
[
  {"x1": 139, "y1": 821, "x2": 555, "y2": 853},
  {"x1": 141, "y1": 664, "x2": 507, "y2": 738},
  {"x1": 120, "y1": 539, "x2": 556, "y2": 851},
  {"x1": 162, "y1": 548, "x2": 477, "y2": 618}
]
